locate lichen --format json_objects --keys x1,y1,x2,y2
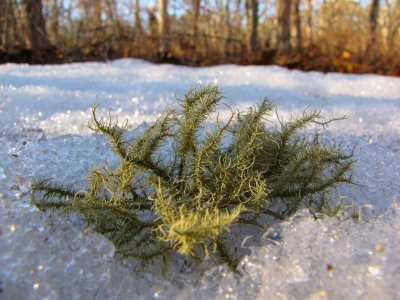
[{"x1": 31, "y1": 85, "x2": 354, "y2": 268}]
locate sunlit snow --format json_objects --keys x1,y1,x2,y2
[{"x1": 0, "y1": 59, "x2": 399, "y2": 299}]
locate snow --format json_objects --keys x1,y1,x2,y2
[{"x1": 0, "y1": 59, "x2": 399, "y2": 299}]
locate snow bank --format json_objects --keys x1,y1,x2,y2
[{"x1": 0, "y1": 59, "x2": 399, "y2": 299}]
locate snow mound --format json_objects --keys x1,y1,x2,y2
[{"x1": 0, "y1": 59, "x2": 399, "y2": 299}]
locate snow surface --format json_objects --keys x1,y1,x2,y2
[{"x1": 0, "y1": 59, "x2": 399, "y2": 299}]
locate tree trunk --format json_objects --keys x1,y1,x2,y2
[
  {"x1": 94, "y1": 0, "x2": 102, "y2": 26},
  {"x1": 368, "y1": 0, "x2": 380, "y2": 48},
  {"x1": 91, "y1": 0, "x2": 103, "y2": 43},
  {"x1": 272, "y1": 0, "x2": 279, "y2": 47},
  {"x1": 158, "y1": 0, "x2": 169, "y2": 57},
  {"x1": 148, "y1": 6, "x2": 157, "y2": 35},
  {"x1": 19, "y1": 1, "x2": 31, "y2": 44},
  {"x1": 234, "y1": 0, "x2": 241, "y2": 29},
  {"x1": 292, "y1": 0, "x2": 302, "y2": 51},
  {"x1": 134, "y1": 0, "x2": 142, "y2": 33},
  {"x1": 105, "y1": 0, "x2": 118, "y2": 31},
  {"x1": 369, "y1": 0, "x2": 379, "y2": 37},
  {"x1": 51, "y1": 0, "x2": 59, "y2": 44},
  {"x1": 24, "y1": 0, "x2": 50, "y2": 50},
  {"x1": 305, "y1": 0, "x2": 313, "y2": 46},
  {"x1": 191, "y1": 0, "x2": 200, "y2": 51},
  {"x1": 13, "y1": 0, "x2": 29, "y2": 48},
  {"x1": 277, "y1": 0, "x2": 292, "y2": 53},
  {"x1": 387, "y1": 0, "x2": 400, "y2": 49},
  {"x1": 366, "y1": 0, "x2": 380, "y2": 59},
  {"x1": 250, "y1": 0, "x2": 259, "y2": 53},
  {"x1": 192, "y1": 0, "x2": 200, "y2": 36},
  {"x1": 245, "y1": 0, "x2": 251, "y2": 40},
  {"x1": 224, "y1": 0, "x2": 231, "y2": 54},
  {"x1": 0, "y1": 0, "x2": 10, "y2": 49}
]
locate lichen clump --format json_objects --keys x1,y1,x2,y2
[{"x1": 32, "y1": 85, "x2": 354, "y2": 265}]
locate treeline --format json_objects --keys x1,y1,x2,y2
[{"x1": 1, "y1": 0, "x2": 400, "y2": 75}]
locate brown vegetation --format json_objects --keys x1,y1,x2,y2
[{"x1": 1, "y1": 0, "x2": 400, "y2": 75}]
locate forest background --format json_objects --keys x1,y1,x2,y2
[{"x1": 0, "y1": 0, "x2": 399, "y2": 75}]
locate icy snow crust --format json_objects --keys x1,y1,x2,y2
[{"x1": 0, "y1": 59, "x2": 399, "y2": 299}]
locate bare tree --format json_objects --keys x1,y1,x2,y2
[
  {"x1": 158, "y1": 0, "x2": 169, "y2": 56},
  {"x1": 292, "y1": 0, "x2": 302, "y2": 51},
  {"x1": 93, "y1": 0, "x2": 103, "y2": 42},
  {"x1": 224, "y1": 0, "x2": 232, "y2": 54},
  {"x1": 148, "y1": 6, "x2": 157, "y2": 35},
  {"x1": 305, "y1": 0, "x2": 313, "y2": 46},
  {"x1": 250, "y1": 0, "x2": 259, "y2": 52},
  {"x1": 0, "y1": 0, "x2": 398, "y2": 70},
  {"x1": 105, "y1": 0, "x2": 120, "y2": 34},
  {"x1": 366, "y1": 0, "x2": 380, "y2": 58},
  {"x1": 245, "y1": 0, "x2": 251, "y2": 40},
  {"x1": 24, "y1": 0, "x2": 50, "y2": 50},
  {"x1": 0, "y1": 0, "x2": 10, "y2": 49},
  {"x1": 50, "y1": 0, "x2": 59, "y2": 44},
  {"x1": 192, "y1": 0, "x2": 201, "y2": 37},
  {"x1": 386, "y1": 0, "x2": 400, "y2": 49},
  {"x1": 277, "y1": 0, "x2": 292, "y2": 53},
  {"x1": 134, "y1": 0, "x2": 142, "y2": 33},
  {"x1": 0, "y1": 0, "x2": 26, "y2": 50},
  {"x1": 369, "y1": 0, "x2": 379, "y2": 37},
  {"x1": 94, "y1": 0, "x2": 102, "y2": 26},
  {"x1": 233, "y1": 0, "x2": 242, "y2": 30}
]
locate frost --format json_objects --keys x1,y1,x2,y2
[
  {"x1": 0, "y1": 59, "x2": 399, "y2": 299},
  {"x1": 0, "y1": 166, "x2": 6, "y2": 180}
]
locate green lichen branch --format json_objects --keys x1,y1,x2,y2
[{"x1": 31, "y1": 84, "x2": 354, "y2": 267}]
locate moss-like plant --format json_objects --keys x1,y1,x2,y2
[{"x1": 31, "y1": 85, "x2": 354, "y2": 268}]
